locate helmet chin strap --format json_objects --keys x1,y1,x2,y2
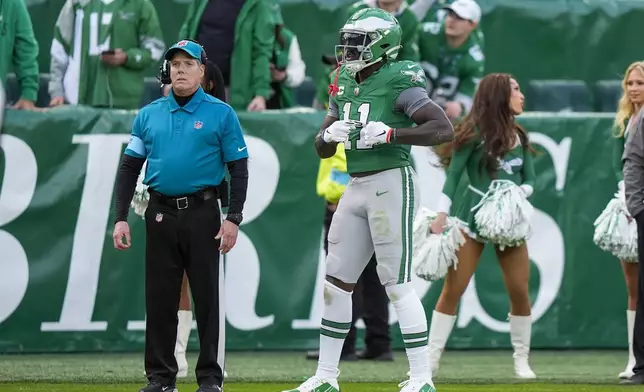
[
  {"x1": 346, "y1": 56, "x2": 383, "y2": 75},
  {"x1": 329, "y1": 54, "x2": 382, "y2": 97},
  {"x1": 329, "y1": 42, "x2": 400, "y2": 95},
  {"x1": 328, "y1": 63, "x2": 342, "y2": 97}
]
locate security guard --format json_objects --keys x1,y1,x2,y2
[
  {"x1": 112, "y1": 39, "x2": 249, "y2": 392},
  {"x1": 308, "y1": 143, "x2": 393, "y2": 362}
]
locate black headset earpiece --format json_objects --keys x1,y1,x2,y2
[
  {"x1": 185, "y1": 38, "x2": 208, "y2": 63},
  {"x1": 158, "y1": 39, "x2": 208, "y2": 86},
  {"x1": 158, "y1": 60, "x2": 171, "y2": 85}
]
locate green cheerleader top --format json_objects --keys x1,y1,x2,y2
[{"x1": 437, "y1": 130, "x2": 536, "y2": 239}]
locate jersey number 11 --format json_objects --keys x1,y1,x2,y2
[{"x1": 342, "y1": 102, "x2": 373, "y2": 151}]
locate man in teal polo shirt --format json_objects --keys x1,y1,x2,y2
[{"x1": 112, "y1": 39, "x2": 249, "y2": 392}]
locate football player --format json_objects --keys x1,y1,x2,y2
[{"x1": 283, "y1": 8, "x2": 454, "y2": 392}]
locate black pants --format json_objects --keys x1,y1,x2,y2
[
  {"x1": 633, "y1": 212, "x2": 644, "y2": 374},
  {"x1": 323, "y1": 203, "x2": 391, "y2": 354},
  {"x1": 144, "y1": 191, "x2": 224, "y2": 386}
]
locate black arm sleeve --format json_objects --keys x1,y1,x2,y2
[
  {"x1": 226, "y1": 158, "x2": 249, "y2": 215},
  {"x1": 114, "y1": 154, "x2": 145, "y2": 224}
]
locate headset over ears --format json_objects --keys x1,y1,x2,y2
[{"x1": 158, "y1": 39, "x2": 208, "y2": 85}]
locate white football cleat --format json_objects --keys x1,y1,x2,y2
[
  {"x1": 398, "y1": 378, "x2": 436, "y2": 392},
  {"x1": 281, "y1": 376, "x2": 340, "y2": 392}
]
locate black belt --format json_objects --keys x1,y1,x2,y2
[{"x1": 148, "y1": 187, "x2": 218, "y2": 210}]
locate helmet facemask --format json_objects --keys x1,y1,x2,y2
[{"x1": 335, "y1": 29, "x2": 383, "y2": 74}]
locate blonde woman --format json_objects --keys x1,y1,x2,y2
[{"x1": 614, "y1": 61, "x2": 644, "y2": 379}]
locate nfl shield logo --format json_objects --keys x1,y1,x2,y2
[
  {"x1": 177, "y1": 40, "x2": 188, "y2": 47},
  {"x1": 354, "y1": 87, "x2": 360, "y2": 96},
  {"x1": 194, "y1": 121, "x2": 203, "y2": 129},
  {"x1": 155, "y1": 213, "x2": 163, "y2": 222}
]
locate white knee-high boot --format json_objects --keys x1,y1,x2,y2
[
  {"x1": 619, "y1": 310, "x2": 637, "y2": 379},
  {"x1": 509, "y1": 314, "x2": 536, "y2": 379},
  {"x1": 427, "y1": 310, "x2": 456, "y2": 375},
  {"x1": 175, "y1": 310, "x2": 193, "y2": 378}
]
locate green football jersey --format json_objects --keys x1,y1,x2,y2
[
  {"x1": 417, "y1": 19, "x2": 484, "y2": 112},
  {"x1": 331, "y1": 60, "x2": 427, "y2": 174},
  {"x1": 346, "y1": 0, "x2": 419, "y2": 62},
  {"x1": 51, "y1": 0, "x2": 164, "y2": 108}
]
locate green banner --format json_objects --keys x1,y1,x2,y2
[
  {"x1": 25, "y1": 0, "x2": 644, "y2": 88},
  {"x1": 0, "y1": 107, "x2": 629, "y2": 353}
]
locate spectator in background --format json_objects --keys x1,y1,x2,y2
[
  {"x1": 346, "y1": 0, "x2": 419, "y2": 62},
  {"x1": 48, "y1": 0, "x2": 165, "y2": 110},
  {"x1": 266, "y1": 3, "x2": 306, "y2": 109},
  {"x1": 178, "y1": 0, "x2": 275, "y2": 112},
  {"x1": 417, "y1": 0, "x2": 484, "y2": 120},
  {"x1": 408, "y1": 0, "x2": 484, "y2": 48},
  {"x1": 0, "y1": 0, "x2": 39, "y2": 110}
]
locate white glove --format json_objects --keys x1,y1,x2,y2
[
  {"x1": 322, "y1": 120, "x2": 358, "y2": 143},
  {"x1": 360, "y1": 121, "x2": 393, "y2": 147}
]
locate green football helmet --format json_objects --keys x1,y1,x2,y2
[{"x1": 335, "y1": 7, "x2": 403, "y2": 74}]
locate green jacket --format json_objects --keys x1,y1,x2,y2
[
  {"x1": 314, "y1": 66, "x2": 336, "y2": 110},
  {"x1": 0, "y1": 0, "x2": 39, "y2": 102},
  {"x1": 179, "y1": 0, "x2": 275, "y2": 110},
  {"x1": 272, "y1": 28, "x2": 295, "y2": 108},
  {"x1": 49, "y1": 0, "x2": 165, "y2": 109}
]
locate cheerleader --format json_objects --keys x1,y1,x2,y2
[
  {"x1": 429, "y1": 73, "x2": 537, "y2": 379},
  {"x1": 610, "y1": 61, "x2": 644, "y2": 379}
]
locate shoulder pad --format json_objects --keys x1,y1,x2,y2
[{"x1": 392, "y1": 61, "x2": 427, "y2": 90}]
